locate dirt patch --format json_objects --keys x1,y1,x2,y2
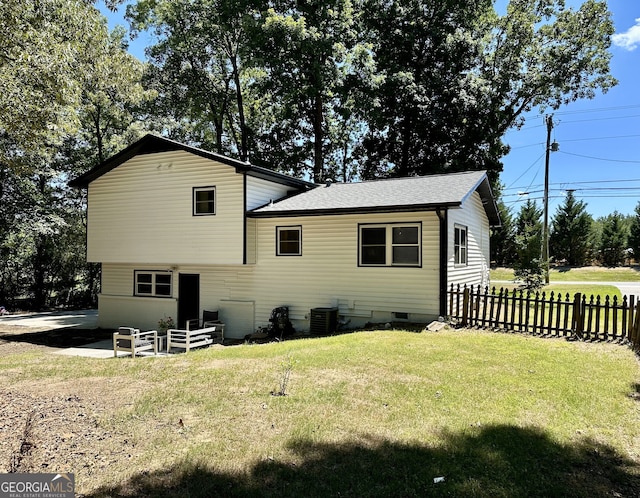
[
  {"x1": 0, "y1": 388, "x2": 136, "y2": 490},
  {"x1": 0, "y1": 323, "x2": 144, "y2": 494}
]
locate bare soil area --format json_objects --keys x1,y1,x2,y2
[{"x1": 0, "y1": 325, "x2": 138, "y2": 496}]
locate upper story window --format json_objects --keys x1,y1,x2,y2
[
  {"x1": 454, "y1": 224, "x2": 468, "y2": 265},
  {"x1": 134, "y1": 271, "x2": 172, "y2": 297},
  {"x1": 359, "y1": 223, "x2": 421, "y2": 267},
  {"x1": 193, "y1": 186, "x2": 216, "y2": 215},
  {"x1": 277, "y1": 226, "x2": 302, "y2": 256}
]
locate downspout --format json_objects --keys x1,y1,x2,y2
[
  {"x1": 437, "y1": 208, "x2": 448, "y2": 317},
  {"x1": 243, "y1": 174, "x2": 247, "y2": 265}
]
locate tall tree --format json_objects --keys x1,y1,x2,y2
[
  {"x1": 127, "y1": 0, "x2": 258, "y2": 159},
  {"x1": 358, "y1": 0, "x2": 616, "y2": 181},
  {"x1": 359, "y1": 0, "x2": 497, "y2": 179},
  {"x1": 479, "y1": 0, "x2": 616, "y2": 143},
  {"x1": 0, "y1": 10, "x2": 149, "y2": 310},
  {"x1": 0, "y1": 0, "x2": 106, "y2": 170},
  {"x1": 255, "y1": 0, "x2": 361, "y2": 181},
  {"x1": 549, "y1": 191, "x2": 593, "y2": 266},
  {"x1": 77, "y1": 26, "x2": 152, "y2": 164},
  {"x1": 599, "y1": 211, "x2": 628, "y2": 267}
]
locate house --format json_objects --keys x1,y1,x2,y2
[{"x1": 70, "y1": 134, "x2": 500, "y2": 338}]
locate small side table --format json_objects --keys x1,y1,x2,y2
[{"x1": 156, "y1": 334, "x2": 168, "y2": 352}]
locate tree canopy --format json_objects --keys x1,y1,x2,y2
[
  {"x1": 0, "y1": 0, "x2": 623, "y2": 308},
  {"x1": 124, "y1": 0, "x2": 616, "y2": 182}
]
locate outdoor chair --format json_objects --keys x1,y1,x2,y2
[
  {"x1": 201, "y1": 309, "x2": 223, "y2": 328},
  {"x1": 166, "y1": 326, "x2": 220, "y2": 352},
  {"x1": 113, "y1": 327, "x2": 158, "y2": 357},
  {"x1": 184, "y1": 310, "x2": 225, "y2": 343}
]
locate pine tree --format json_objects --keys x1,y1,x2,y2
[
  {"x1": 549, "y1": 191, "x2": 593, "y2": 266},
  {"x1": 599, "y1": 211, "x2": 628, "y2": 267},
  {"x1": 513, "y1": 200, "x2": 544, "y2": 289},
  {"x1": 628, "y1": 202, "x2": 640, "y2": 262}
]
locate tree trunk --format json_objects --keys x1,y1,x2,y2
[
  {"x1": 230, "y1": 52, "x2": 248, "y2": 162},
  {"x1": 312, "y1": 92, "x2": 324, "y2": 183},
  {"x1": 32, "y1": 174, "x2": 47, "y2": 310},
  {"x1": 93, "y1": 106, "x2": 104, "y2": 164},
  {"x1": 398, "y1": 116, "x2": 412, "y2": 177}
]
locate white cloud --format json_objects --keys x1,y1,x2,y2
[{"x1": 612, "y1": 18, "x2": 640, "y2": 51}]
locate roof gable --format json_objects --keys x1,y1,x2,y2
[{"x1": 69, "y1": 134, "x2": 313, "y2": 190}]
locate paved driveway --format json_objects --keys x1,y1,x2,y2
[{"x1": 0, "y1": 309, "x2": 98, "y2": 329}]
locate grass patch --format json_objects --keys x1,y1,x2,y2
[
  {"x1": 1, "y1": 330, "x2": 639, "y2": 497},
  {"x1": 491, "y1": 266, "x2": 640, "y2": 282},
  {"x1": 491, "y1": 283, "x2": 622, "y2": 300}
]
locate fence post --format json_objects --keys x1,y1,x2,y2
[
  {"x1": 627, "y1": 294, "x2": 636, "y2": 340},
  {"x1": 633, "y1": 302, "x2": 640, "y2": 350},
  {"x1": 572, "y1": 293, "x2": 583, "y2": 338},
  {"x1": 461, "y1": 286, "x2": 470, "y2": 327}
]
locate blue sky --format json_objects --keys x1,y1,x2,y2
[{"x1": 102, "y1": 1, "x2": 640, "y2": 219}]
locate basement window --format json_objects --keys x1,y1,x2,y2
[{"x1": 134, "y1": 271, "x2": 172, "y2": 297}]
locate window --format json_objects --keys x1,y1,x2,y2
[
  {"x1": 359, "y1": 223, "x2": 421, "y2": 266},
  {"x1": 193, "y1": 187, "x2": 215, "y2": 215},
  {"x1": 454, "y1": 225, "x2": 468, "y2": 265},
  {"x1": 134, "y1": 271, "x2": 172, "y2": 297},
  {"x1": 277, "y1": 226, "x2": 302, "y2": 256}
]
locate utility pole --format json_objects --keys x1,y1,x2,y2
[{"x1": 542, "y1": 114, "x2": 557, "y2": 285}]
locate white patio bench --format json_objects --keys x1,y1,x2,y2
[{"x1": 166, "y1": 326, "x2": 221, "y2": 353}]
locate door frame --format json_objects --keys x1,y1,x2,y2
[{"x1": 178, "y1": 273, "x2": 200, "y2": 329}]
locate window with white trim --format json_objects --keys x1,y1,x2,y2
[
  {"x1": 277, "y1": 226, "x2": 302, "y2": 256},
  {"x1": 454, "y1": 225, "x2": 468, "y2": 265},
  {"x1": 193, "y1": 186, "x2": 215, "y2": 215},
  {"x1": 359, "y1": 223, "x2": 421, "y2": 266},
  {"x1": 134, "y1": 271, "x2": 172, "y2": 297}
]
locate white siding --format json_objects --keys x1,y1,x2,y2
[
  {"x1": 98, "y1": 263, "x2": 178, "y2": 329},
  {"x1": 247, "y1": 212, "x2": 441, "y2": 330},
  {"x1": 245, "y1": 218, "x2": 257, "y2": 265},
  {"x1": 97, "y1": 212, "x2": 443, "y2": 334},
  {"x1": 87, "y1": 151, "x2": 245, "y2": 265},
  {"x1": 246, "y1": 176, "x2": 293, "y2": 210},
  {"x1": 447, "y1": 191, "x2": 490, "y2": 288}
]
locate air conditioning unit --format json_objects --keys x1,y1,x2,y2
[{"x1": 310, "y1": 307, "x2": 339, "y2": 335}]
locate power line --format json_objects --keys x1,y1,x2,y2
[
  {"x1": 510, "y1": 134, "x2": 640, "y2": 149},
  {"x1": 553, "y1": 104, "x2": 640, "y2": 115},
  {"x1": 558, "y1": 150, "x2": 640, "y2": 164},
  {"x1": 503, "y1": 187, "x2": 640, "y2": 198},
  {"x1": 560, "y1": 114, "x2": 640, "y2": 125},
  {"x1": 504, "y1": 153, "x2": 544, "y2": 190},
  {"x1": 521, "y1": 103, "x2": 640, "y2": 120},
  {"x1": 503, "y1": 178, "x2": 640, "y2": 192},
  {"x1": 557, "y1": 134, "x2": 640, "y2": 142},
  {"x1": 511, "y1": 142, "x2": 545, "y2": 149}
]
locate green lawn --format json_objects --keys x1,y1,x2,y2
[
  {"x1": 1, "y1": 330, "x2": 639, "y2": 497},
  {"x1": 491, "y1": 266, "x2": 640, "y2": 282},
  {"x1": 488, "y1": 283, "x2": 623, "y2": 301}
]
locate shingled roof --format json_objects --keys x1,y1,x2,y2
[{"x1": 249, "y1": 170, "x2": 500, "y2": 225}]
